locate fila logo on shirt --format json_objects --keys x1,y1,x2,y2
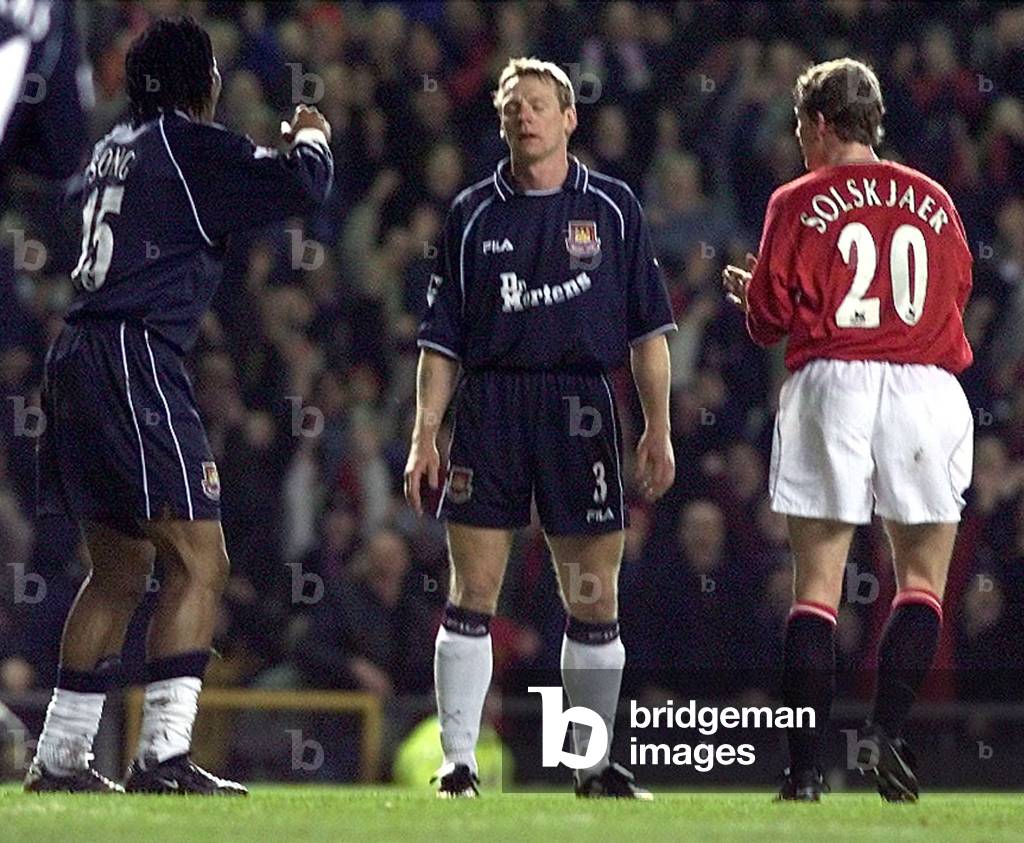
[{"x1": 483, "y1": 238, "x2": 514, "y2": 254}]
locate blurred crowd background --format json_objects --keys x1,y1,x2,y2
[{"x1": 2, "y1": 0, "x2": 1024, "y2": 778}]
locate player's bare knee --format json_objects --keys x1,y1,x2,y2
[
  {"x1": 188, "y1": 545, "x2": 230, "y2": 593},
  {"x1": 88, "y1": 564, "x2": 151, "y2": 607},
  {"x1": 450, "y1": 575, "x2": 501, "y2": 614},
  {"x1": 146, "y1": 520, "x2": 230, "y2": 592},
  {"x1": 161, "y1": 543, "x2": 230, "y2": 596}
]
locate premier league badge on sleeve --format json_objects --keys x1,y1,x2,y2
[
  {"x1": 566, "y1": 220, "x2": 601, "y2": 259},
  {"x1": 447, "y1": 466, "x2": 474, "y2": 504}
]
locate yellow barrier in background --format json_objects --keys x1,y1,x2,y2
[{"x1": 123, "y1": 688, "x2": 383, "y2": 782}]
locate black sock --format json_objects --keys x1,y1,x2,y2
[
  {"x1": 871, "y1": 595, "x2": 942, "y2": 737},
  {"x1": 783, "y1": 605, "x2": 836, "y2": 775}
]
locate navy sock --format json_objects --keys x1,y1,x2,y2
[
  {"x1": 57, "y1": 656, "x2": 123, "y2": 693},
  {"x1": 143, "y1": 650, "x2": 211, "y2": 683}
]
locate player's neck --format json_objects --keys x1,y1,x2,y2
[
  {"x1": 823, "y1": 143, "x2": 878, "y2": 167},
  {"x1": 509, "y1": 152, "x2": 569, "y2": 192}
]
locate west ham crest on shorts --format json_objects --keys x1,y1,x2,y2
[
  {"x1": 566, "y1": 220, "x2": 600, "y2": 259},
  {"x1": 201, "y1": 461, "x2": 221, "y2": 501},
  {"x1": 446, "y1": 466, "x2": 473, "y2": 504}
]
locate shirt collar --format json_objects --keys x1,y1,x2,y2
[{"x1": 493, "y1": 155, "x2": 589, "y2": 201}]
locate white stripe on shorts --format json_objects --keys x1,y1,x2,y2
[
  {"x1": 120, "y1": 322, "x2": 151, "y2": 519},
  {"x1": 144, "y1": 329, "x2": 193, "y2": 520},
  {"x1": 600, "y1": 374, "x2": 626, "y2": 530}
]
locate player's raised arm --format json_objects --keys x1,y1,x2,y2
[
  {"x1": 630, "y1": 334, "x2": 674, "y2": 501},
  {"x1": 161, "y1": 104, "x2": 334, "y2": 241}
]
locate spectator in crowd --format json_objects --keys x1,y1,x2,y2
[{"x1": 291, "y1": 529, "x2": 435, "y2": 696}]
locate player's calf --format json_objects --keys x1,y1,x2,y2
[
  {"x1": 871, "y1": 588, "x2": 943, "y2": 739},
  {"x1": 781, "y1": 602, "x2": 837, "y2": 783},
  {"x1": 125, "y1": 520, "x2": 244, "y2": 793},
  {"x1": 29, "y1": 521, "x2": 151, "y2": 793}
]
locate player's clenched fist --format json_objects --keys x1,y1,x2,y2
[
  {"x1": 404, "y1": 436, "x2": 441, "y2": 516},
  {"x1": 635, "y1": 426, "x2": 675, "y2": 502},
  {"x1": 281, "y1": 104, "x2": 332, "y2": 144}
]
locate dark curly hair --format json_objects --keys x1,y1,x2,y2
[{"x1": 126, "y1": 16, "x2": 215, "y2": 126}]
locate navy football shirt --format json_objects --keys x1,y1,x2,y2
[
  {"x1": 418, "y1": 157, "x2": 675, "y2": 371},
  {"x1": 0, "y1": 0, "x2": 87, "y2": 179},
  {"x1": 65, "y1": 110, "x2": 333, "y2": 353},
  {"x1": 1, "y1": 0, "x2": 89, "y2": 350}
]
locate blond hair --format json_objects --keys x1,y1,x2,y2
[{"x1": 492, "y1": 57, "x2": 575, "y2": 112}]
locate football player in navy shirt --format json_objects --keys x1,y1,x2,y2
[
  {"x1": 1, "y1": 0, "x2": 90, "y2": 371},
  {"x1": 0, "y1": 0, "x2": 87, "y2": 179},
  {"x1": 26, "y1": 16, "x2": 332, "y2": 794},
  {"x1": 405, "y1": 58, "x2": 676, "y2": 798}
]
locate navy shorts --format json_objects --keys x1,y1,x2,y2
[
  {"x1": 439, "y1": 369, "x2": 628, "y2": 535},
  {"x1": 37, "y1": 319, "x2": 220, "y2": 533}
]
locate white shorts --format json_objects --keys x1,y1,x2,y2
[{"x1": 769, "y1": 359, "x2": 974, "y2": 524}]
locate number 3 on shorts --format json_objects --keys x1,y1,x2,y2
[{"x1": 592, "y1": 461, "x2": 607, "y2": 504}]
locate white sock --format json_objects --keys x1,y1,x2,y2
[
  {"x1": 561, "y1": 632, "x2": 626, "y2": 780},
  {"x1": 435, "y1": 625, "x2": 492, "y2": 773},
  {"x1": 35, "y1": 688, "x2": 106, "y2": 775},
  {"x1": 135, "y1": 676, "x2": 202, "y2": 768}
]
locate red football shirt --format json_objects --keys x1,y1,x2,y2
[{"x1": 745, "y1": 159, "x2": 973, "y2": 373}]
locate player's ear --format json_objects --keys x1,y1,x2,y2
[
  {"x1": 815, "y1": 111, "x2": 828, "y2": 140},
  {"x1": 208, "y1": 60, "x2": 222, "y2": 118},
  {"x1": 564, "y1": 105, "x2": 578, "y2": 138}
]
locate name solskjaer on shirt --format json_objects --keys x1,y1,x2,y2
[{"x1": 498, "y1": 270, "x2": 593, "y2": 313}]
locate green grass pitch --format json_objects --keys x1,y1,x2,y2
[{"x1": 2, "y1": 786, "x2": 1022, "y2": 843}]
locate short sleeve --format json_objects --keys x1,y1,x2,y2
[
  {"x1": 417, "y1": 208, "x2": 464, "y2": 361},
  {"x1": 168, "y1": 121, "x2": 334, "y2": 242},
  {"x1": 626, "y1": 194, "x2": 676, "y2": 344}
]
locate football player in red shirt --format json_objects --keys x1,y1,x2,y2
[{"x1": 724, "y1": 58, "x2": 973, "y2": 802}]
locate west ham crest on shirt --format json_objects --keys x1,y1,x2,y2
[
  {"x1": 446, "y1": 466, "x2": 474, "y2": 504},
  {"x1": 565, "y1": 220, "x2": 600, "y2": 259}
]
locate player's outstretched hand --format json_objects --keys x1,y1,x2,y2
[
  {"x1": 404, "y1": 436, "x2": 440, "y2": 516},
  {"x1": 722, "y1": 252, "x2": 757, "y2": 313},
  {"x1": 635, "y1": 426, "x2": 675, "y2": 502},
  {"x1": 281, "y1": 104, "x2": 332, "y2": 144}
]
